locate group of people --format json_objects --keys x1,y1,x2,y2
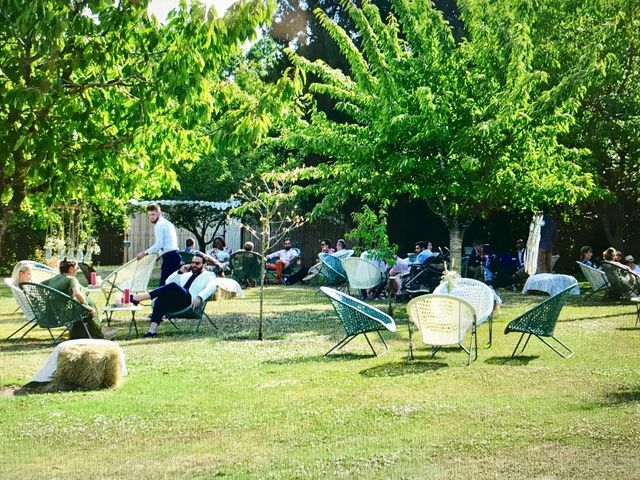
[{"x1": 579, "y1": 245, "x2": 640, "y2": 273}]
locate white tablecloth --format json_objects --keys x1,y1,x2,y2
[
  {"x1": 522, "y1": 274, "x2": 580, "y2": 297},
  {"x1": 32, "y1": 339, "x2": 127, "y2": 382}
]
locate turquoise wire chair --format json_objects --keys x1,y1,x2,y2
[
  {"x1": 164, "y1": 297, "x2": 217, "y2": 334},
  {"x1": 318, "y1": 253, "x2": 348, "y2": 290},
  {"x1": 321, "y1": 286, "x2": 396, "y2": 356}
]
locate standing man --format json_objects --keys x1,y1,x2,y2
[
  {"x1": 537, "y1": 212, "x2": 557, "y2": 274},
  {"x1": 136, "y1": 203, "x2": 180, "y2": 286}
]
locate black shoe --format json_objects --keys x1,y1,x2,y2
[{"x1": 143, "y1": 331, "x2": 157, "y2": 338}]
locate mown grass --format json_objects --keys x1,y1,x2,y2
[{"x1": 1, "y1": 275, "x2": 639, "y2": 479}]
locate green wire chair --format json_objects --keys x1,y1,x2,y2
[
  {"x1": 229, "y1": 251, "x2": 264, "y2": 286},
  {"x1": 164, "y1": 297, "x2": 217, "y2": 334},
  {"x1": 19, "y1": 282, "x2": 93, "y2": 345},
  {"x1": 321, "y1": 286, "x2": 396, "y2": 356},
  {"x1": 504, "y1": 284, "x2": 576, "y2": 358}
]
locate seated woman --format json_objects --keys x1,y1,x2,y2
[
  {"x1": 579, "y1": 246, "x2": 596, "y2": 268},
  {"x1": 208, "y1": 237, "x2": 232, "y2": 267},
  {"x1": 41, "y1": 260, "x2": 106, "y2": 339},
  {"x1": 601, "y1": 247, "x2": 640, "y2": 299}
]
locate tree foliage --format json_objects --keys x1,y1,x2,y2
[
  {"x1": 0, "y1": 0, "x2": 275, "y2": 254},
  {"x1": 285, "y1": 0, "x2": 605, "y2": 266}
]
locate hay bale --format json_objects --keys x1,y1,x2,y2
[{"x1": 50, "y1": 344, "x2": 124, "y2": 391}]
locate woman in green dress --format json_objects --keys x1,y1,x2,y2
[{"x1": 42, "y1": 259, "x2": 104, "y2": 339}]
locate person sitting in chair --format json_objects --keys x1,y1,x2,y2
[
  {"x1": 266, "y1": 238, "x2": 299, "y2": 284},
  {"x1": 625, "y1": 255, "x2": 640, "y2": 274},
  {"x1": 184, "y1": 238, "x2": 198, "y2": 254},
  {"x1": 42, "y1": 260, "x2": 105, "y2": 339},
  {"x1": 579, "y1": 246, "x2": 596, "y2": 268},
  {"x1": 132, "y1": 253, "x2": 217, "y2": 338}
]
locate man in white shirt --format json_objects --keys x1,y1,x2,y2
[
  {"x1": 136, "y1": 203, "x2": 180, "y2": 286},
  {"x1": 266, "y1": 238, "x2": 299, "y2": 284},
  {"x1": 132, "y1": 253, "x2": 217, "y2": 337}
]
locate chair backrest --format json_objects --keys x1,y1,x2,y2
[
  {"x1": 229, "y1": 251, "x2": 264, "y2": 282},
  {"x1": 180, "y1": 251, "x2": 195, "y2": 265},
  {"x1": 11, "y1": 260, "x2": 56, "y2": 284},
  {"x1": 5, "y1": 277, "x2": 36, "y2": 321},
  {"x1": 101, "y1": 254, "x2": 159, "y2": 301},
  {"x1": 342, "y1": 257, "x2": 385, "y2": 290},
  {"x1": 407, "y1": 294, "x2": 476, "y2": 346},
  {"x1": 333, "y1": 249, "x2": 354, "y2": 260},
  {"x1": 321, "y1": 286, "x2": 396, "y2": 336},
  {"x1": 505, "y1": 284, "x2": 574, "y2": 337},
  {"x1": 433, "y1": 278, "x2": 494, "y2": 325},
  {"x1": 20, "y1": 282, "x2": 88, "y2": 329},
  {"x1": 601, "y1": 261, "x2": 640, "y2": 299},
  {"x1": 318, "y1": 253, "x2": 348, "y2": 285},
  {"x1": 576, "y1": 262, "x2": 609, "y2": 292}
]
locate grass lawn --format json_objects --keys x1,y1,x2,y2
[{"x1": 1, "y1": 275, "x2": 639, "y2": 479}]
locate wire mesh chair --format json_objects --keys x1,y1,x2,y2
[
  {"x1": 407, "y1": 294, "x2": 478, "y2": 365},
  {"x1": 265, "y1": 248, "x2": 302, "y2": 283},
  {"x1": 600, "y1": 261, "x2": 640, "y2": 300},
  {"x1": 164, "y1": 297, "x2": 217, "y2": 333},
  {"x1": 504, "y1": 284, "x2": 575, "y2": 358},
  {"x1": 18, "y1": 282, "x2": 93, "y2": 345},
  {"x1": 342, "y1": 257, "x2": 386, "y2": 297},
  {"x1": 318, "y1": 253, "x2": 348, "y2": 290},
  {"x1": 101, "y1": 254, "x2": 159, "y2": 304},
  {"x1": 229, "y1": 251, "x2": 264, "y2": 286},
  {"x1": 320, "y1": 286, "x2": 396, "y2": 356},
  {"x1": 5, "y1": 264, "x2": 57, "y2": 340},
  {"x1": 433, "y1": 278, "x2": 496, "y2": 346},
  {"x1": 576, "y1": 262, "x2": 610, "y2": 300}
]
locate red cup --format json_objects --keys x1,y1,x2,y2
[
  {"x1": 123, "y1": 288, "x2": 130, "y2": 304},
  {"x1": 90, "y1": 272, "x2": 96, "y2": 286}
]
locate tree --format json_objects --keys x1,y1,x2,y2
[
  {"x1": 0, "y1": 0, "x2": 275, "y2": 256},
  {"x1": 285, "y1": 0, "x2": 601, "y2": 269},
  {"x1": 233, "y1": 171, "x2": 305, "y2": 340}
]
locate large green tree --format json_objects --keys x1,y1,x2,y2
[
  {"x1": 0, "y1": 0, "x2": 275, "y2": 256},
  {"x1": 286, "y1": 0, "x2": 602, "y2": 268}
]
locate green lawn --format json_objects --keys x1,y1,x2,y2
[{"x1": 1, "y1": 280, "x2": 639, "y2": 479}]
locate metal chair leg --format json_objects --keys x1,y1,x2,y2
[
  {"x1": 363, "y1": 333, "x2": 377, "y2": 356},
  {"x1": 520, "y1": 333, "x2": 533, "y2": 354},
  {"x1": 10, "y1": 321, "x2": 37, "y2": 342},
  {"x1": 325, "y1": 335, "x2": 353, "y2": 356},
  {"x1": 511, "y1": 332, "x2": 527, "y2": 358},
  {"x1": 376, "y1": 329, "x2": 389, "y2": 353}
]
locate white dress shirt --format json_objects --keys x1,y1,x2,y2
[
  {"x1": 166, "y1": 270, "x2": 218, "y2": 301},
  {"x1": 267, "y1": 248, "x2": 298, "y2": 264},
  {"x1": 146, "y1": 216, "x2": 178, "y2": 255}
]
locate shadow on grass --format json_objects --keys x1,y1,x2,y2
[
  {"x1": 616, "y1": 326, "x2": 640, "y2": 331},
  {"x1": 484, "y1": 355, "x2": 539, "y2": 365},
  {"x1": 263, "y1": 352, "x2": 373, "y2": 365},
  {"x1": 601, "y1": 389, "x2": 640, "y2": 405},
  {"x1": 360, "y1": 360, "x2": 447, "y2": 377}
]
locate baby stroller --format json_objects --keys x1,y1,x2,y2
[{"x1": 395, "y1": 249, "x2": 449, "y2": 302}]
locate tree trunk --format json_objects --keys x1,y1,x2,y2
[
  {"x1": 599, "y1": 200, "x2": 625, "y2": 249},
  {"x1": 444, "y1": 216, "x2": 466, "y2": 274},
  {"x1": 258, "y1": 219, "x2": 269, "y2": 341}
]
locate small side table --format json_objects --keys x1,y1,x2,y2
[{"x1": 101, "y1": 305, "x2": 144, "y2": 338}]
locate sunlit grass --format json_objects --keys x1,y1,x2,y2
[{"x1": 1, "y1": 276, "x2": 639, "y2": 479}]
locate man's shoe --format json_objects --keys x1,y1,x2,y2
[{"x1": 143, "y1": 331, "x2": 157, "y2": 338}]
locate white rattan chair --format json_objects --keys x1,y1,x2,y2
[
  {"x1": 11, "y1": 260, "x2": 56, "y2": 283},
  {"x1": 576, "y1": 262, "x2": 610, "y2": 300},
  {"x1": 342, "y1": 257, "x2": 386, "y2": 297},
  {"x1": 433, "y1": 278, "x2": 496, "y2": 345},
  {"x1": 407, "y1": 294, "x2": 477, "y2": 365},
  {"x1": 101, "y1": 254, "x2": 159, "y2": 304}
]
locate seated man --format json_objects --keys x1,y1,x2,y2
[
  {"x1": 266, "y1": 238, "x2": 299, "y2": 284},
  {"x1": 131, "y1": 253, "x2": 217, "y2": 338},
  {"x1": 390, "y1": 241, "x2": 438, "y2": 293}
]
